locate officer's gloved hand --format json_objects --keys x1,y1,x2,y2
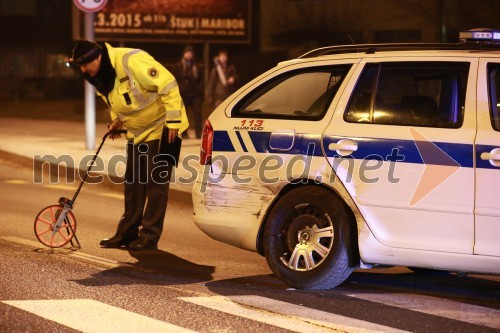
[{"x1": 108, "y1": 119, "x2": 124, "y2": 140}]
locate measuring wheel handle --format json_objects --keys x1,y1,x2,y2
[{"x1": 58, "y1": 197, "x2": 73, "y2": 207}]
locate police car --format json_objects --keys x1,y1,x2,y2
[{"x1": 192, "y1": 29, "x2": 500, "y2": 290}]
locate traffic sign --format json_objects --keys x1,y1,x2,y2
[{"x1": 73, "y1": 0, "x2": 107, "y2": 13}]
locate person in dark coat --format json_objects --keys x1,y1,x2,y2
[
  {"x1": 206, "y1": 50, "x2": 239, "y2": 109},
  {"x1": 172, "y1": 46, "x2": 204, "y2": 139}
]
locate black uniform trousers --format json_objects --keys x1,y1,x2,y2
[{"x1": 114, "y1": 129, "x2": 181, "y2": 244}]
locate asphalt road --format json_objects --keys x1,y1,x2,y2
[{"x1": 0, "y1": 159, "x2": 499, "y2": 333}]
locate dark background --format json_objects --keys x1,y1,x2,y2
[{"x1": 0, "y1": 0, "x2": 498, "y2": 107}]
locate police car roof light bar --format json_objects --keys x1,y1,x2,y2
[
  {"x1": 459, "y1": 28, "x2": 500, "y2": 43},
  {"x1": 299, "y1": 29, "x2": 500, "y2": 59}
]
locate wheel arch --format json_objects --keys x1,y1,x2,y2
[{"x1": 256, "y1": 179, "x2": 360, "y2": 267}]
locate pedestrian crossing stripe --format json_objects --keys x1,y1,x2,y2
[
  {"x1": 2, "y1": 299, "x2": 195, "y2": 333},
  {"x1": 345, "y1": 291, "x2": 500, "y2": 330},
  {"x1": 3, "y1": 292, "x2": 500, "y2": 333},
  {"x1": 1, "y1": 235, "x2": 499, "y2": 331},
  {"x1": 179, "y1": 295, "x2": 409, "y2": 333}
]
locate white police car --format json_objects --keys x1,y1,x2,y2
[{"x1": 192, "y1": 29, "x2": 500, "y2": 290}]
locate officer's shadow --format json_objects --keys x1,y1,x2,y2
[
  {"x1": 126, "y1": 248, "x2": 215, "y2": 279},
  {"x1": 71, "y1": 249, "x2": 215, "y2": 287}
]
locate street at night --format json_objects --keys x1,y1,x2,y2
[
  {"x1": 0, "y1": 159, "x2": 498, "y2": 332},
  {"x1": 1, "y1": 0, "x2": 500, "y2": 332}
]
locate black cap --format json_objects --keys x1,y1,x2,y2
[{"x1": 70, "y1": 40, "x2": 102, "y2": 66}]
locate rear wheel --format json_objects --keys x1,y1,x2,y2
[{"x1": 263, "y1": 186, "x2": 354, "y2": 290}]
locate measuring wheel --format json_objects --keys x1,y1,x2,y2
[
  {"x1": 32, "y1": 130, "x2": 126, "y2": 250},
  {"x1": 34, "y1": 204, "x2": 78, "y2": 248}
]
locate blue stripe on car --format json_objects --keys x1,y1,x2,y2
[
  {"x1": 248, "y1": 132, "x2": 324, "y2": 156},
  {"x1": 213, "y1": 131, "x2": 235, "y2": 152},
  {"x1": 212, "y1": 131, "x2": 499, "y2": 170},
  {"x1": 323, "y1": 136, "x2": 473, "y2": 168}
]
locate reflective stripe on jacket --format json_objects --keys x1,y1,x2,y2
[{"x1": 99, "y1": 43, "x2": 188, "y2": 144}]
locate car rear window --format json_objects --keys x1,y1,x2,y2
[
  {"x1": 345, "y1": 61, "x2": 470, "y2": 128},
  {"x1": 233, "y1": 65, "x2": 352, "y2": 120}
]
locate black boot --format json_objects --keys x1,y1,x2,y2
[
  {"x1": 128, "y1": 238, "x2": 158, "y2": 250},
  {"x1": 100, "y1": 234, "x2": 137, "y2": 248}
]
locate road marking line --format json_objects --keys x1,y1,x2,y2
[
  {"x1": 2, "y1": 299, "x2": 195, "y2": 333},
  {"x1": 0, "y1": 236, "x2": 207, "y2": 299},
  {"x1": 96, "y1": 192, "x2": 124, "y2": 199},
  {"x1": 346, "y1": 292, "x2": 500, "y2": 329},
  {"x1": 4, "y1": 234, "x2": 496, "y2": 330},
  {"x1": 230, "y1": 295, "x2": 410, "y2": 332},
  {"x1": 3, "y1": 180, "x2": 123, "y2": 199},
  {"x1": 179, "y1": 296, "x2": 409, "y2": 333},
  {"x1": 41, "y1": 183, "x2": 79, "y2": 191},
  {"x1": 4, "y1": 179, "x2": 29, "y2": 184},
  {"x1": 0, "y1": 236, "x2": 121, "y2": 269},
  {"x1": 38, "y1": 184, "x2": 124, "y2": 199}
]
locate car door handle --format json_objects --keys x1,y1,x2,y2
[
  {"x1": 480, "y1": 148, "x2": 500, "y2": 167},
  {"x1": 328, "y1": 139, "x2": 358, "y2": 156},
  {"x1": 328, "y1": 142, "x2": 358, "y2": 152},
  {"x1": 480, "y1": 152, "x2": 500, "y2": 161}
]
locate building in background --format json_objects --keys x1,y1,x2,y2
[
  {"x1": 0, "y1": 0, "x2": 77, "y2": 100},
  {"x1": 261, "y1": 0, "x2": 500, "y2": 57},
  {"x1": 0, "y1": 0, "x2": 499, "y2": 101}
]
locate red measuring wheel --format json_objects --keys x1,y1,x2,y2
[
  {"x1": 33, "y1": 130, "x2": 125, "y2": 250},
  {"x1": 34, "y1": 205, "x2": 77, "y2": 248}
]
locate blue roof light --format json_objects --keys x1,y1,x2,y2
[{"x1": 459, "y1": 29, "x2": 500, "y2": 42}]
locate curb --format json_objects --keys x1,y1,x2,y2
[{"x1": 0, "y1": 149, "x2": 193, "y2": 203}]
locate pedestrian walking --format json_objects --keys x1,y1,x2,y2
[
  {"x1": 69, "y1": 40, "x2": 188, "y2": 250},
  {"x1": 206, "y1": 50, "x2": 239, "y2": 109}
]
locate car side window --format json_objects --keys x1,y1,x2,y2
[
  {"x1": 345, "y1": 62, "x2": 470, "y2": 128},
  {"x1": 487, "y1": 64, "x2": 500, "y2": 131},
  {"x1": 234, "y1": 65, "x2": 352, "y2": 120}
]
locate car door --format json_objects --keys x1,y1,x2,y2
[
  {"x1": 220, "y1": 60, "x2": 358, "y2": 184},
  {"x1": 474, "y1": 59, "x2": 500, "y2": 257},
  {"x1": 322, "y1": 57, "x2": 477, "y2": 253}
]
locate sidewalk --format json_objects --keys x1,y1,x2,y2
[{"x1": 0, "y1": 118, "x2": 201, "y2": 194}]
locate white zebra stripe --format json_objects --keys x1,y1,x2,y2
[
  {"x1": 345, "y1": 291, "x2": 500, "y2": 329},
  {"x1": 179, "y1": 295, "x2": 409, "y2": 333},
  {"x1": 3, "y1": 299, "x2": 195, "y2": 333}
]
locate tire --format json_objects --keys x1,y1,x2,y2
[{"x1": 263, "y1": 186, "x2": 354, "y2": 290}]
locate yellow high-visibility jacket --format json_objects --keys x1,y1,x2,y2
[{"x1": 98, "y1": 43, "x2": 188, "y2": 144}]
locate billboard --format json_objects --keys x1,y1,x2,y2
[{"x1": 93, "y1": 0, "x2": 252, "y2": 43}]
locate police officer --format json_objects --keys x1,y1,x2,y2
[{"x1": 69, "y1": 40, "x2": 188, "y2": 250}]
